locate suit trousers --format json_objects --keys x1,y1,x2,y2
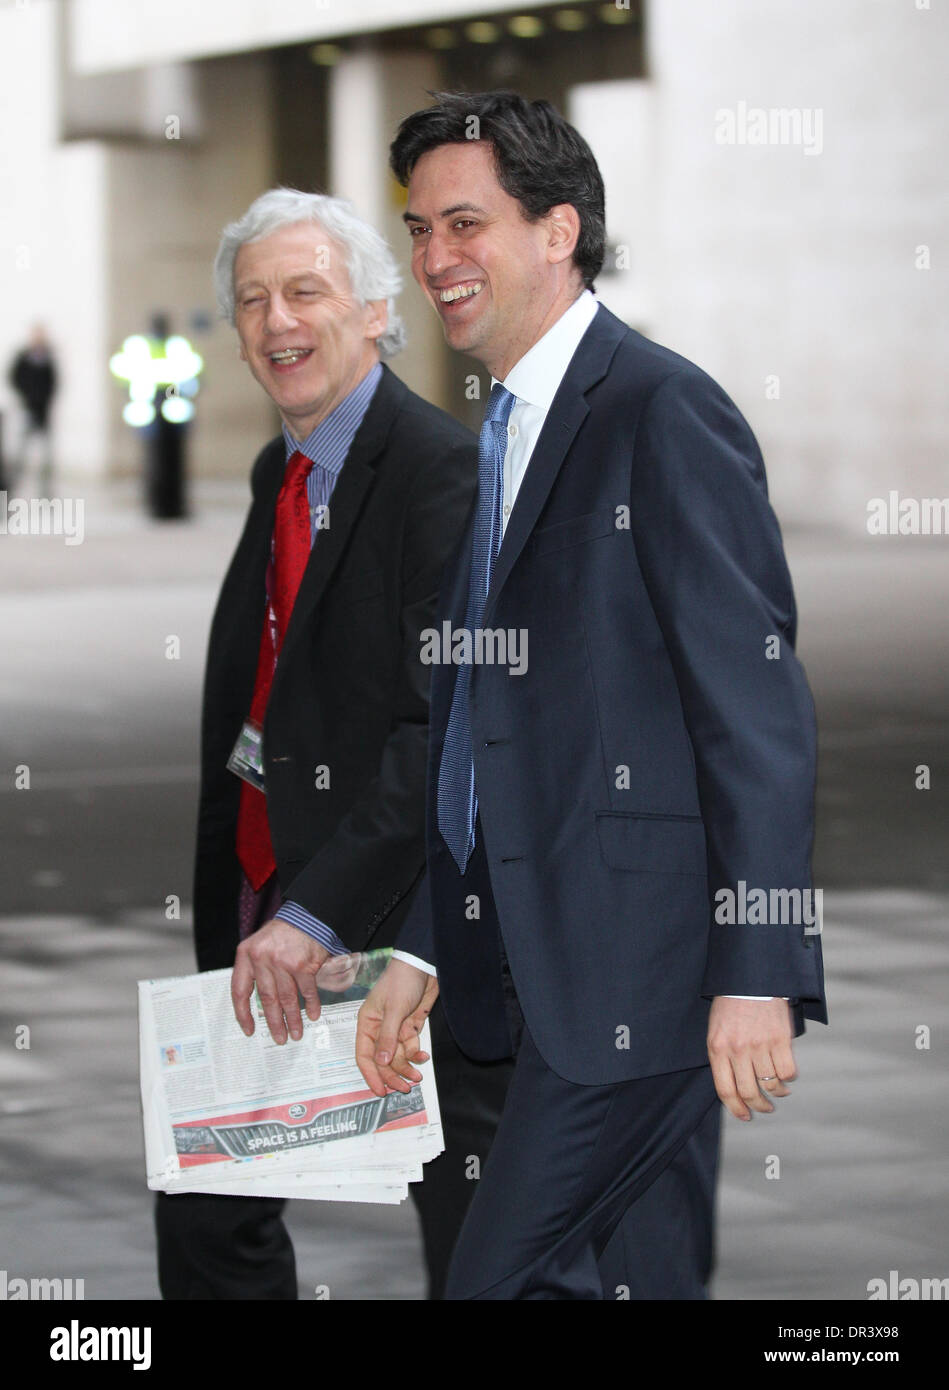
[{"x1": 439, "y1": 821, "x2": 722, "y2": 1300}]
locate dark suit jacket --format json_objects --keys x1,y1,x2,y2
[
  {"x1": 193, "y1": 364, "x2": 477, "y2": 971},
  {"x1": 397, "y1": 304, "x2": 827, "y2": 1085}
]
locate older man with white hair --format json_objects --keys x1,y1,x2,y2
[{"x1": 155, "y1": 189, "x2": 512, "y2": 1300}]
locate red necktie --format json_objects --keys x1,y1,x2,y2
[{"x1": 236, "y1": 450, "x2": 313, "y2": 889}]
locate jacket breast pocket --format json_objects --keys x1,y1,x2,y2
[
  {"x1": 596, "y1": 812, "x2": 707, "y2": 876},
  {"x1": 531, "y1": 510, "x2": 616, "y2": 557}
]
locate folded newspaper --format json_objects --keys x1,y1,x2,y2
[{"x1": 139, "y1": 948, "x2": 443, "y2": 1203}]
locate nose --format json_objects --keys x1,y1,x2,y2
[
  {"x1": 264, "y1": 294, "x2": 295, "y2": 335},
  {"x1": 418, "y1": 229, "x2": 461, "y2": 284}
]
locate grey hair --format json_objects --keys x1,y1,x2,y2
[{"x1": 214, "y1": 187, "x2": 406, "y2": 359}]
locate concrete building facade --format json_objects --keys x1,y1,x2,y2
[{"x1": 1, "y1": 0, "x2": 945, "y2": 530}]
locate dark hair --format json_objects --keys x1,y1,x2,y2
[{"x1": 389, "y1": 90, "x2": 606, "y2": 289}]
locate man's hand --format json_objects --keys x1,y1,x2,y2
[
  {"x1": 707, "y1": 996, "x2": 796, "y2": 1120},
  {"x1": 231, "y1": 918, "x2": 330, "y2": 1043},
  {"x1": 355, "y1": 960, "x2": 439, "y2": 1097},
  {"x1": 316, "y1": 951, "x2": 362, "y2": 995}
]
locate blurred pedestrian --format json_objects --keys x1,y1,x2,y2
[{"x1": 8, "y1": 324, "x2": 56, "y2": 494}]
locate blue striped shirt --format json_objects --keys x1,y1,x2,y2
[{"x1": 269, "y1": 362, "x2": 382, "y2": 954}]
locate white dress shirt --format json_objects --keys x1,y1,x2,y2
[
  {"x1": 393, "y1": 292, "x2": 777, "y2": 1001},
  {"x1": 496, "y1": 288, "x2": 600, "y2": 534}
]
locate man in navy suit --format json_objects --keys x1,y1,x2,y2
[{"x1": 348, "y1": 91, "x2": 827, "y2": 1300}]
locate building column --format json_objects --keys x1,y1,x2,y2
[{"x1": 329, "y1": 48, "x2": 446, "y2": 411}]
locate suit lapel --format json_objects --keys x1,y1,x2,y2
[
  {"x1": 432, "y1": 308, "x2": 628, "y2": 742},
  {"x1": 243, "y1": 436, "x2": 284, "y2": 627},
  {"x1": 483, "y1": 304, "x2": 628, "y2": 627},
  {"x1": 275, "y1": 365, "x2": 406, "y2": 675},
  {"x1": 211, "y1": 437, "x2": 283, "y2": 725}
]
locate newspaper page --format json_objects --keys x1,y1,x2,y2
[{"x1": 139, "y1": 949, "x2": 442, "y2": 1203}]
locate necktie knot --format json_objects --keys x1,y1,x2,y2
[
  {"x1": 484, "y1": 383, "x2": 516, "y2": 429},
  {"x1": 285, "y1": 449, "x2": 313, "y2": 486}
]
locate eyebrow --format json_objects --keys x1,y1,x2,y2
[
  {"x1": 235, "y1": 270, "x2": 329, "y2": 294},
  {"x1": 402, "y1": 203, "x2": 488, "y2": 224}
]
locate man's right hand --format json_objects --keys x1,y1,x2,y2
[
  {"x1": 355, "y1": 960, "x2": 439, "y2": 1096},
  {"x1": 231, "y1": 918, "x2": 330, "y2": 1043}
]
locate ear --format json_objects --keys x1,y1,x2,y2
[
  {"x1": 545, "y1": 203, "x2": 581, "y2": 268},
  {"x1": 364, "y1": 298, "x2": 388, "y2": 342}
]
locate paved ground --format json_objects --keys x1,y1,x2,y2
[{"x1": 1, "y1": 477, "x2": 947, "y2": 1300}]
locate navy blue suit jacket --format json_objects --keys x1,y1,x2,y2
[{"x1": 398, "y1": 304, "x2": 827, "y2": 1085}]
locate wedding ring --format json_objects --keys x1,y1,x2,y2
[{"x1": 757, "y1": 1075, "x2": 777, "y2": 1082}]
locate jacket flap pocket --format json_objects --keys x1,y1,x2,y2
[
  {"x1": 596, "y1": 812, "x2": 707, "y2": 875},
  {"x1": 532, "y1": 510, "x2": 616, "y2": 556}
]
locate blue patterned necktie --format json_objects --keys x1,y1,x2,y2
[{"x1": 437, "y1": 383, "x2": 516, "y2": 871}]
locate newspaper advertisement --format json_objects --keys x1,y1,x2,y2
[{"x1": 139, "y1": 948, "x2": 442, "y2": 1203}]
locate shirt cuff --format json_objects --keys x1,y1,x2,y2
[
  {"x1": 724, "y1": 995, "x2": 788, "y2": 1001},
  {"x1": 275, "y1": 902, "x2": 349, "y2": 955},
  {"x1": 392, "y1": 949, "x2": 437, "y2": 977}
]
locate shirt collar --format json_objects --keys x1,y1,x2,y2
[
  {"x1": 493, "y1": 289, "x2": 599, "y2": 411},
  {"x1": 282, "y1": 361, "x2": 383, "y2": 472}
]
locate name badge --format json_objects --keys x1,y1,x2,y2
[{"x1": 227, "y1": 719, "x2": 265, "y2": 792}]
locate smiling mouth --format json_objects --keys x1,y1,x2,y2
[
  {"x1": 438, "y1": 282, "x2": 484, "y2": 304},
  {"x1": 269, "y1": 348, "x2": 312, "y2": 365}
]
